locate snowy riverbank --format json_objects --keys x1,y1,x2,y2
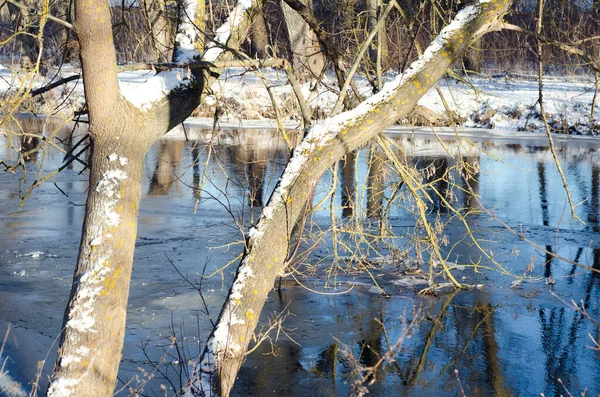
[{"x1": 1, "y1": 64, "x2": 599, "y2": 135}]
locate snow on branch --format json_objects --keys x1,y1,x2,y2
[
  {"x1": 175, "y1": 0, "x2": 201, "y2": 63},
  {"x1": 202, "y1": 0, "x2": 254, "y2": 62},
  {"x1": 119, "y1": 70, "x2": 194, "y2": 111},
  {"x1": 120, "y1": 0, "x2": 256, "y2": 111},
  {"x1": 193, "y1": 0, "x2": 511, "y2": 394},
  {"x1": 256, "y1": 2, "x2": 484, "y2": 229}
]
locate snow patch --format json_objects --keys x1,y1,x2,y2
[
  {"x1": 197, "y1": 303, "x2": 248, "y2": 391},
  {"x1": 47, "y1": 377, "x2": 80, "y2": 397},
  {"x1": 247, "y1": 226, "x2": 263, "y2": 242},
  {"x1": 76, "y1": 346, "x2": 90, "y2": 355},
  {"x1": 60, "y1": 355, "x2": 82, "y2": 366},
  {"x1": 119, "y1": 70, "x2": 194, "y2": 111},
  {"x1": 254, "y1": 3, "x2": 483, "y2": 231},
  {"x1": 202, "y1": 0, "x2": 254, "y2": 62},
  {"x1": 22, "y1": 251, "x2": 44, "y2": 258},
  {"x1": 204, "y1": 310, "x2": 245, "y2": 361},
  {"x1": 229, "y1": 261, "x2": 255, "y2": 302},
  {"x1": 175, "y1": 0, "x2": 201, "y2": 62},
  {"x1": 65, "y1": 162, "x2": 128, "y2": 334}
]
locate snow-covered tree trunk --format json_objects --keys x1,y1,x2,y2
[
  {"x1": 47, "y1": 0, "x2": 258, "y2": 394},
  {"x1": 193, "y1": 1, "x2": 512, "y2": 395},
  {"x1": 48, "y1": 137, "x2": 146, "y2": 396},
  {"x1": 47, "y1": 0, "x2": 149, "y2": 394}
]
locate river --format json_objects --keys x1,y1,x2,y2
[{"x1": 0, "y1": 117, "x2": 599, "y2": 396}]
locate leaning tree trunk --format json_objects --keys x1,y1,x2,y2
[{"x1": 193, "y1": 1, "x2": 513, "y2": 396}]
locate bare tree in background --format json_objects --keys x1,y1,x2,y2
[
  {"x1": 280, "y1": 0, "x2": 325, "y2": 80},
  {"x1": 142, "y1": 0, "x2": 174, "y2": 63}
]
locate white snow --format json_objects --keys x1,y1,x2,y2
[
  {"x1": 119, "y1": 70, "x2": 194, "y2": 111},
  {"x1": 190, "y1": 69, "x2": 599, "y2": 135},
  {"x1": 64, "y1": 159, "x2": 128, "y2": 335},
  {"x1": 200, "y1": 307, "x2": 245, "y2": 363},
  {"x1": 202, "y1": 0, "x2": 254, "y2": 62},
  {"x1": 247, "y1": 226, "x2": 263, "y2": 242},
  {"x1": 229, "y1": 262, "x2": 254, "y2": 302},
  {"x1": 248, "y1": 3, "x2": 486, "y2": 244},
  {"x1": 76, "y1": 346, "x2": 90, "y2": 355},
  {"x1": 118, "y1": 0, "x2": 257, "y2": 110},
  {"x1": 1, "y1": 0, "x2": 595, "y2": 136},
  {"x1": 48, "y1": 158, "x2": 130, "y2": 394},
  {"x1": 118, "y1": 0, "x2": 254, "y2": 109},
  {"x1": 174, "y1": 0, "x2": 201, "y2": 63},
  {"x1": 47, "y1": 377, "x2": 80, "y2": 397},
  {"x1": 196, "y1": 256, "x2": 256, "y2": 391},
  {"x1": 22, "y1": 251, "x2": 44, "y2": 258},
  {"x1": 60, "y1": 354, "x2": 82, "y2": 366}
]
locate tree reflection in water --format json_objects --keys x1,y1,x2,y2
[{"x1": 2, "y1": 122, "x2": 599, "y2": 396}]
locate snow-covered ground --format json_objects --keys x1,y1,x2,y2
[
  {"x1": 207, "y1": 68, "x2": 600, "y2": 135},
  {"x1": 1, "y1": 64, "x2": 599, "y2": 135}
]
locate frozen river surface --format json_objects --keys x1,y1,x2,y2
[{"x1": 1, "y1": 118, "x2": 600, "y2": 396}]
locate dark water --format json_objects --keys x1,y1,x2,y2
[{"x1": 0, "y1": 118, "x2": 599, "y2": 396}]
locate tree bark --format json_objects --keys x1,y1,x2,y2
[
  {"x1": 193, "y1": 1, "x2": 513, "y2": 396},
  {"x1": 47, "y1": 0, "x2": 150, "y2": 395},
  {"x1": 464, "y1": 36, "x2": 482, "y2": 72},
  {"x1": 366, "y1": 0, "x2": 389, "y2": 86},
  {"x1": 251, "y1": 10, "x2": 270, "y2": 59},
  {"x1": 48, "y1": 134, "x2": 146, "y2": 396},
  {"x1": 366, "y1": 144, "x2": 385, "y2": 218},
  {"x1": 144, "y1": 0, "x2": 174, "y2": 63},
  {"x1": 282, "y1": 0, "x2": 360, "y2": 109},
  {"x1": 280, "y1": 0, "x2": 325, "y2": 81}
]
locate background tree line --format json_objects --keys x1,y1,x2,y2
[
  {"x1": 1, "y1": 0, "x2": 599, "y2": 78},
  {"x1": 0, "y1": 0, "x2": 600, "y2": 78}
]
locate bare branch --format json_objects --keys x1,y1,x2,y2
[
  {"x1": 5, "y1": 0, "x2": 73, "y2": 29},
  {"x1": 500, "y1": 22, "x2": 600, "y2": 73},
  {"x1": 282, "y1": 0, "x2": 362, "y2": 109}
]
